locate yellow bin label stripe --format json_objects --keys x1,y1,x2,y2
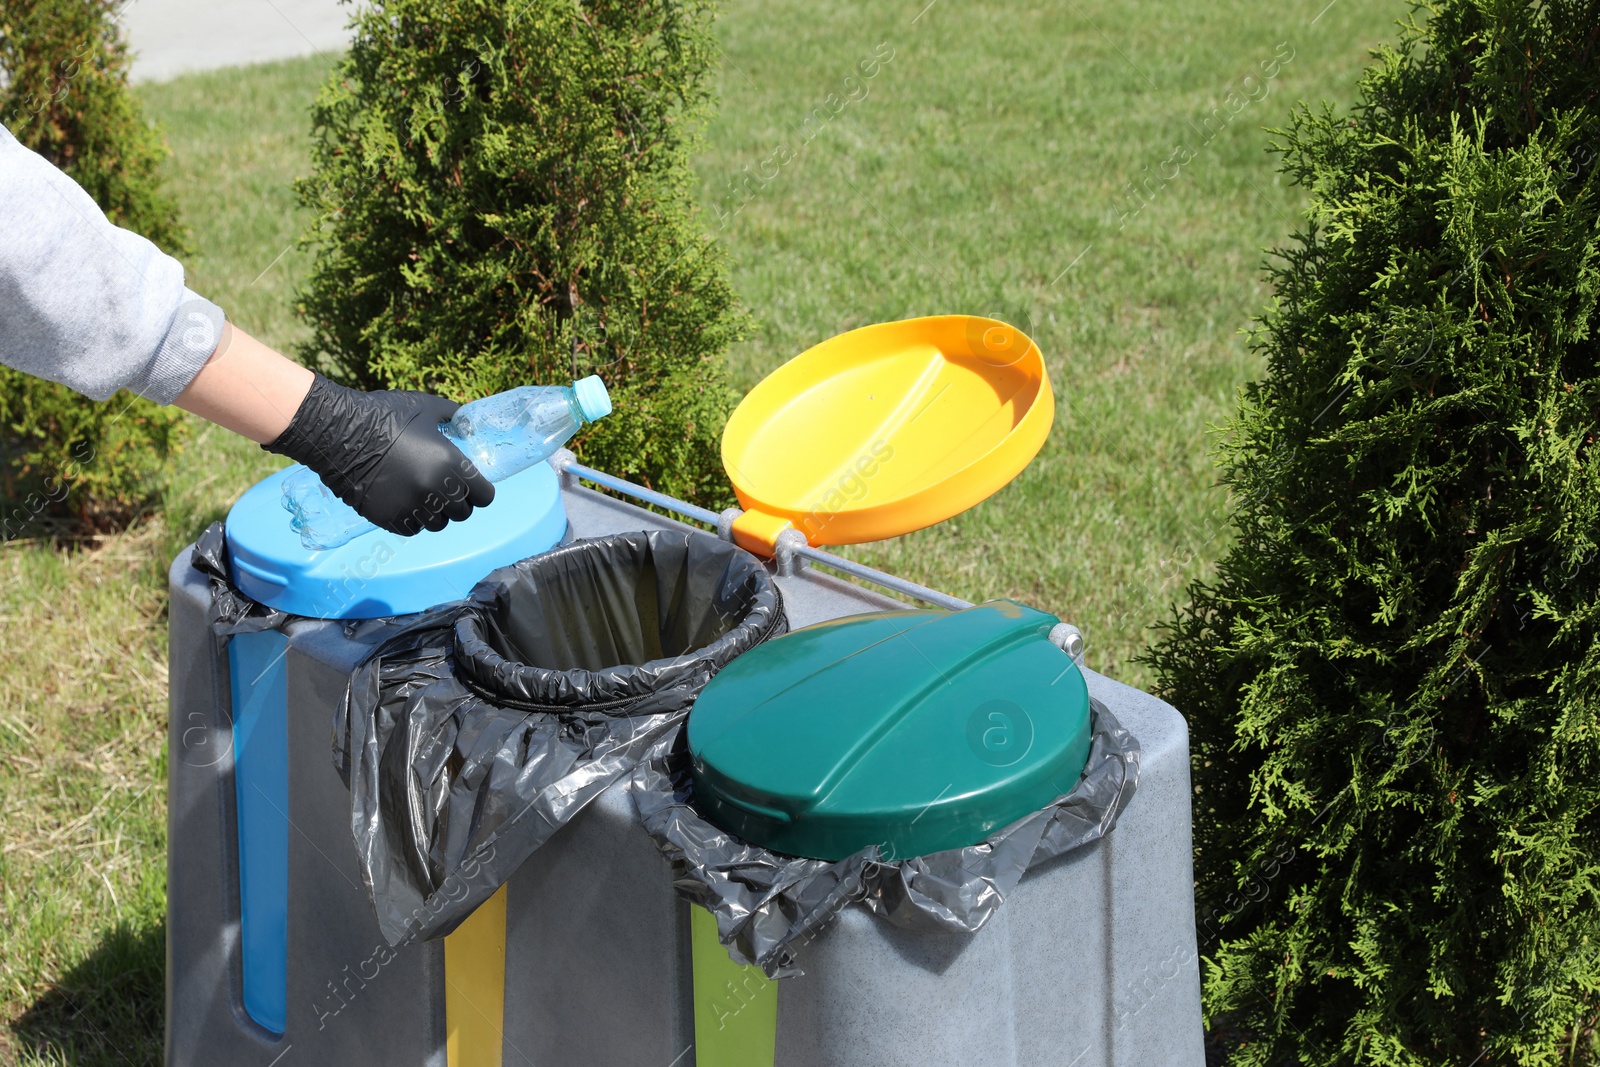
[{"x1": 445, "y1": 885, "x2": 507, "y2": 1067}]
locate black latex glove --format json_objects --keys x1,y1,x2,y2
[{"x1": 265, "y1": 374, "x2": 495, "y2": 536}]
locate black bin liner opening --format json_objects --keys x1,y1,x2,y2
[
  {"x1": 340, "y1": 529, "x2": 785, "y2": 946},
  {"x1": 451, "y1": 531, "x2": 779, "y2": 713}
]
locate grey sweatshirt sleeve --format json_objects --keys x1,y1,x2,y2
[{"x1": 0, "y1": 124, "x2": 224, "y2": 404}]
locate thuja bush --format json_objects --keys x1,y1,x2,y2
[
  {"x1": 0, "y1": 0, "x2": 189, "y2": 532},
  {"x1": 1146, "y1": 1, "x2": 1600, "y2": 1063},
  {"x1": 298, "y1": 0, "x2": 749, "y2": 504}
]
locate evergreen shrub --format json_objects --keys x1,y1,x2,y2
[
  {"x1": 298, "y1": 0, "x2": 749, "y2": 505},
  {"x1": 0, "y1": 0, "x2": 189, "y2": 533},
  {"x1": 1146, "y1": 1, "x2": 1600, "y2": 1062}
]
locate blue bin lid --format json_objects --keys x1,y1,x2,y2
[{"x1": 224, "y1": 461, "x2": 568, "y2": 619}]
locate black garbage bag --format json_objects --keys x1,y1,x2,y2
[
  {"x1": 192, "y1": 522, "x2": 291, "y2": 636},
  {"x1": 337, "y1": 529, "x2": 786, "y2": 945},
  {"x1": 632, "y1": 698, "x2": 1139, "y2": 978}
]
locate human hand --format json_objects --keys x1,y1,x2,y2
[{"x1": 264, "y1": 374, "x2": 494, "y2": 535}]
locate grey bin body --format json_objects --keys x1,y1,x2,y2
[{"x1": 166, "y1": 478, "x2": 1205, "y2": 1067}]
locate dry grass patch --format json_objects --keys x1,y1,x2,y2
[{"x1": 0, "y1": 523, "x2": 172, "y2": 1067}]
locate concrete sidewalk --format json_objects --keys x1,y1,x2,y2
[{"x1": 118, "y1": 0, "x2": 353, "y2": 83}]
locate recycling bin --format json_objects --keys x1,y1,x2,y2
[
  {"x1": 338, "y1": 526, "x2": 787, "y2": 949},
  {"x1": 166, "y1": 456, "x2": 570, "y2": 1065},
  {"x1": 494, "y1": 571, "x2": 1205, "y2": 1067},
  {"x1": 167, "y1": 315, "x2": 1204, "y2": 1067},
  {"x1": 170, "y1": 461, "x2": 1203, "y2": 1067}
]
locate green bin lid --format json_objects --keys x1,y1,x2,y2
[{"x1": 687, "y1": 600, "x2": 1092, "y2": 861}]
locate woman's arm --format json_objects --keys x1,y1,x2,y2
[
  {"x1": 0, "y1": 124, "x2": 225, "y2": 404},
  {"x1": 173, "y1": 323, "x2": 314, "y2": 442},
  {"x1": 2, "y1": 125, "x2": 492, "y2": 536}
]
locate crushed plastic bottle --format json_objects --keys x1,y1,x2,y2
[{"x1": 281, "y1": 376, "x2": 612, "y2": 551}]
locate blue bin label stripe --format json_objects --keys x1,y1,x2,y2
[{"x1": 228, "y1": 629, "x2": 290, "y2": 1035}]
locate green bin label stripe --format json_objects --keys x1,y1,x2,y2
[{"x1": 691, "y1": 906, "x2": 777, "y2": 1067}]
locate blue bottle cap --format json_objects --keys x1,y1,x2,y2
[
  {"x1": 574, "y1": 375, "x2": 612, "y2": 422},
  {"x1": 224, "y1": 460, "x2": 568, "y2": 619}
]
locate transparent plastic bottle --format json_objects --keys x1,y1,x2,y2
[{"x1": 281, "y1": 376, "x2": 612, "y2": 551}]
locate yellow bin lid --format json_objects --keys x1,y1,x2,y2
[{"x1": 722, "y1": 315, "x2": 1054, "y2": 554}]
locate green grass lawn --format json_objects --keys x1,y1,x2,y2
[
  {"x1": 706, "y1": 0, "x2": 1397, "y2": 677},
  {"x1": 0, "y1": 0, "x2": 1401, "y2": 1061}
]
